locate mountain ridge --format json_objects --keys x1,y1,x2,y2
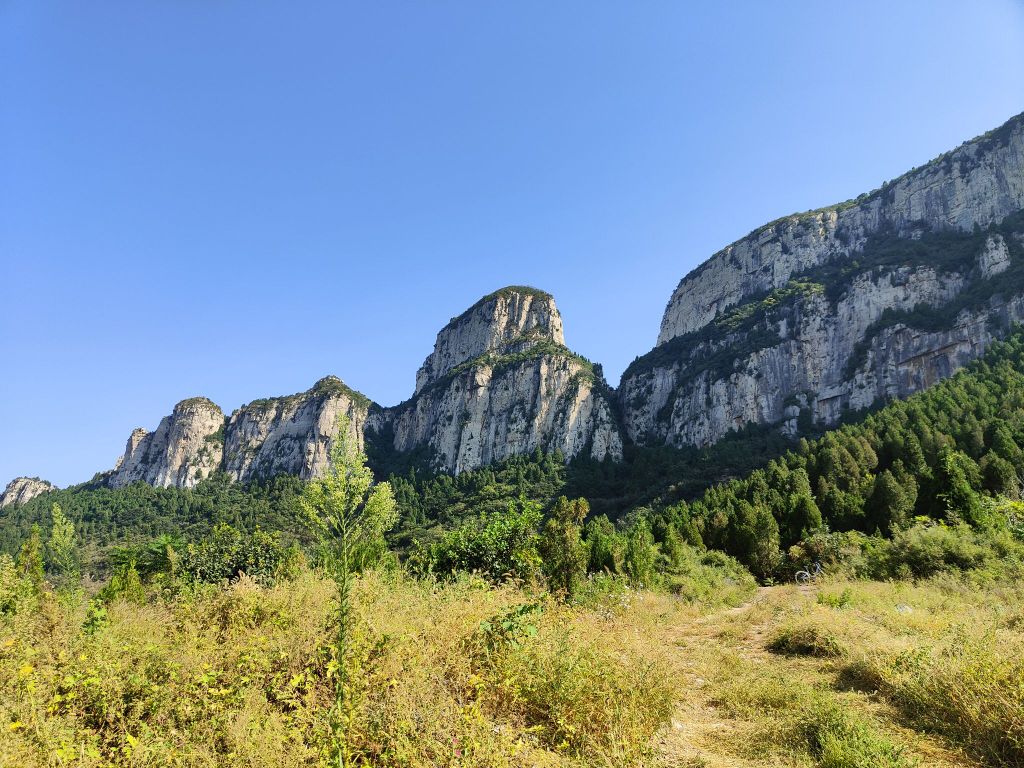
[{"x1": 5, "y1": 112, "x2": 1024, "y2": 495}]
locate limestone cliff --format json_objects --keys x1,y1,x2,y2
[
  {"x1": 658, "y1": 113, "x2": 1024, "y2": 343},
  {"x1": 0, "y1": 477, "x2": 56, "y2": 508},
  {"x1": 223, "y1": 377, "x2": 372, "y2": 482},
  {"x1": 416, "y1": 287, "x2": 564, "y2": 393},
  {"x1": 623, "y1": 113, "x2": 1024, "y2": 448},
  {"x1": 380, "y1": 287, "x2": 623, "y2": 473},
  {"x1": 109, "y1": 397, "x2": 225, "y2": 488}
]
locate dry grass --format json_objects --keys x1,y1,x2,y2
[
  {"x1": 0, "y1": 569, "x2": 679, "y2": 767},
  {"x1": 1, "y1": 561, "x2": 1020, "y2": 768}
]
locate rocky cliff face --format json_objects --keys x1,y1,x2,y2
[
  {"x1": 109, "y1": 397, "x2": 225, "y2": 488},
  {"x1": 0, "y1": 477, "x2": 56, "y2": 508},
  {"x1": 624, "y1": 113, "x2": 1024, "y2": 448},
  {"x1": 658, "y1": 114, "x2": 1024, "y2": 343},
  {"x1": 380, "y1": 287, "x2": 623, "y2": 473},
  {"x1": 223, "y1": 377, "x2": 372, "y2": 482},
  {"x1": 101, "y1": 288, "x2": 621, "y2": 486},
  {"x1": 416, "y1": 287, "x2": 564, "y2": 393}
]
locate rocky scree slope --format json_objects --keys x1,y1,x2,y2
[
  {"x1": 88, "y1": 287, "x2": 621, "y2": 489},
  {"x1": 621, "y1": 112, "x2": 1024, "y2": 448}
]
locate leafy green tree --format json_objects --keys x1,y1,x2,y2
[
  {"x1": 299, "y1": 415, "x2": 397, "y2": 768},
  {"x1": 659, "y1": 524, "x2": 687, "y2": 570},
  {"x1": 538, "y1": 496, "x2": 588, "y2": 598},
  {"x1": 980, "y1": 452, "x2": 1020, "y2": 498},
  {"x1": 107, "y1": 560, "x2": 145, "y2": 604},
  {"x1": 48, "y1": 503, "x2": 78, "y2": 585},
  {"x1": 583, "y1": 514, "x2": 622, "y2": 573},
  {"x1": 623, "y1": 518, "x2": 656, "y2": 586},
  {"x1": 935, "y1": 447, "x2": 986, "y2": 526},
  {"x1": 17, "y1": 525, "x2": 44, "y2": 591},
  {"x1": 749, "y1": 505, "x2": 782, "y2": 581},
  {"x1": 867, "y1": 469, "x2": 915, "y2": 533}
]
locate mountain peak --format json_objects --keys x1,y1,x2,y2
[{"x1": 415, "y1": 286, "x2": 565, "y2": 394}]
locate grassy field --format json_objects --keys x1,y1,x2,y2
[{"x1": 0, "y1": 565, "x2": 1021, "y2": 767}]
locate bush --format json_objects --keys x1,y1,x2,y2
[
  {"x1": 663, "y1": 546, "x2": 757, "y2": 606},
  {"x1": 801, "y1": 699, "x2": 915, "y2": 768},
  {"x1": 414, "y1": 500, "x2": 543, "y2": 582},
  {"x1": 179, "y1": 524, "x2": 300, "y2": 584},
  {"x1": 768, "y1": 620, "x2": 846, "y2": 658}
]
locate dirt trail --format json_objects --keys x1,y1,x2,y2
[
  {"x1": 653, "y1": 584, "x2": 973, "y2": 768},
  {"x1": 655, "y1": 586, "x2": 780, "y2": 768}
]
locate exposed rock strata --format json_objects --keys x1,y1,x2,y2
[
  {"x1": 223, "y1": 377, "x2": 371, "y2": 482},
  {"x1": 658, "y1": 114, "x2": 1024, "y2": 343},
  {"x1": 382, "y1": 287, "x2": 623, "y2": 473}
]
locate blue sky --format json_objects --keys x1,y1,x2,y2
[{"x1": 2, "y1": 2, "x2": 1023, "y2": 487}]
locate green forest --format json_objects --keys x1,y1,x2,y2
[{"x1": 5, "y1": 329, "x2": 1024, "y2": 589}]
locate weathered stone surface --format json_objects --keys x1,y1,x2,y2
[
  {"x1": 382, "y1": 286, "x2": 623, "y2": 472},
  {"x1": 415, "y1": 287, "x2": 564, "y2": 393},
  {"x1": 109, "y1": 397, "x2": 225, "y2": 489},
  {"x1": 223, "y1": 377, "x2": 371, "y2": 482},
  {"x1": 0, "y1": 477, "x2": 56, "y2": 508},
  {"x1": 658, "y1": 113, "x2": 1024, "y2": 343},
  {"x1": 390, "y1": 353, "x2": 621, "y2": 474},
  {"x1": 623, "y1": 110, "x2": 1024, "y2": 450},
  {"x1": 978, "y1": 234, "x2": 1011, "y2": 278}
]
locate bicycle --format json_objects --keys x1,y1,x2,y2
[{"x1": 794, "y1": 561, "x2": 823, "y2": 585}]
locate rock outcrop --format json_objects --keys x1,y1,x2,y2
[
  {"x1": 416, "y1": 287, "x2": 564, "y2": 393},
  {"x1": 109, "y1": 397, "x2": 225, "y2": 488},
  {"x1": 658, "y1": 113, "x2": 1024, "y2": 343},
  {"x1": 379, "y1": 287, "x2": 623, "y2": 473},
  {"x1": 223, "y1": 377, "x2": 372, "y2": 482},
  {"x1": 87, "y1": 113, "x2": 1024, "y2": 486},
  {"x1": 0, "y1": 477, "x2": 56, "y2": 508},
  {"x1": 624, "y1": 112, "x2": 1024, "y2": 448}
]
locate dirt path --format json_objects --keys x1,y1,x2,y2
[
  {"x1": 653, "y1": 584, "x2": 974, "y2": 768},
  {"x1": 655, "y1": 587, "x2": 780, "y2": 768}
]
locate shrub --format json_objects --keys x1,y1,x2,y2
[
  {"x1": 416, "y1": 500, "x2": 543, "y2": 582},
  {"x1": 801, "y1": 700, "x2": 916, "y2": 768},
  {"x1": 179, "y1": 524, "x2": 300, "y2": 584},
  {"x1": 768, "y1": 620, "x2": 846, "y2": 658}
]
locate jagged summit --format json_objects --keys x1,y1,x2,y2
[
  {"x1": 415, "y1": 286, "x2": 565, "y2": 394},
  {"x1": 110, "y1": 397, "x2": 226, "y2": 489},
  {"x1": 0, "y1": 477, "x2": 56, "y2": 508}
]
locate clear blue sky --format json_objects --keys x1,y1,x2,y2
[{"x1": 2, "y1": 2, "x2": 1023, "y2": 487}]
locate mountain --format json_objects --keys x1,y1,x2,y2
[
  {"x1": 82, "y1": 287, "x2": 622, "y2": 490},
  {"x1": 621, "y1": 112, "x2": 1024, "y2": 448},
  {"x1": 4, "y1": 113, "x2": 1023, "y2": 495},
  {"x1": 0, "y1": 477, "x2": 56, "y2": 508}
]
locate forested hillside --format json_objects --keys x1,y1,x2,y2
[{"x1": 5, "y1": 329, "x2": 1024, "y2": 583}]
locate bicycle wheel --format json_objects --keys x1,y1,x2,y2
[{"x1": 795, "y1": 570, "x2": 811, "y2": 585}]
